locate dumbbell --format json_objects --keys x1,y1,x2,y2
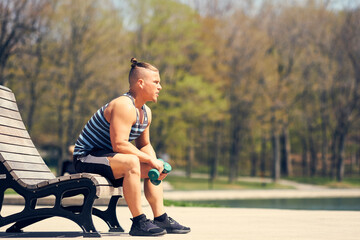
[{"x1": 148, "y1": 158, "x2": 172, "y2": 185}]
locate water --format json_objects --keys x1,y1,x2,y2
[{"x1": 188, "y1": 197, "x2": 360, "y2": 211}]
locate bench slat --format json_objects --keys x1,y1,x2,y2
[
  {"x1": 0, "y1": 134, "x2": 34, "y2": 147},
  {"x1": 0, "y1": 98, "x2": 19, "y2": 111},
  {"x1": 0, "y1": 125, "x2": 30, "y2": 138},
  {"x1": 0, "y1": 152, "x2": 44, "y2": 164},
  {"x1": 17, "y1": 179, "x2": 49, "y2": 189},
  {"x1": 0, "y1": 87, "x2": 16, "y2": 101},
  {"x1": 4, "y1": 161, "x2": 51, "y2": 172},
  {"x1": 88, "y1": 174, "x2": 114, "y2": 185},
  {"x1": 10, "y1": 170, "x2": 55, "y2": 180},
  {"x1": 0, "y1": 143, "x2": 40, "y2": 156},
  {"x1": 97, "y1": 186, "x2": 122, "y2": 198},
  {"x1": 0, "y1": 107, "x2": 22, "y2": 120},
  {"x1": 0, "y1": 116, "x2": 26, "y2": 130}
]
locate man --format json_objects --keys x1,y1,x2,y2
[{"x1": 73, "y1": 58, "x2": 190, "y2": 236}]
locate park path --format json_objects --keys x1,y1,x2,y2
[{"x1": 1, "y1": 205, "x2": 359, "y2": 240}]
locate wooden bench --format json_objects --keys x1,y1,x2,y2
[{"x1": 0, "y1": 85, "x2": 124, "y2": 237}]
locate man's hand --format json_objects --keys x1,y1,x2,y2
[
  {"x1": 158, "y1": 172, "x2": 168, "y2": 181},
  {"x1": 149, "y1": 158, "x2": 169, "y2": 180},
  {"x1": 150, "y1": 158, "x2": 164, "y2": 173}
]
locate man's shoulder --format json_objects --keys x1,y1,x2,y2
[
  {"x1": 108, "y1": 95, "x2": 135, "y2": 117},
  {"x1": 111, "y1": 95, "x2": 133, "y2": 107}
]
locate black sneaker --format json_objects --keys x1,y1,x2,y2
[
  {"x1": 129, "y1": 217, "x2": 166, "y2": 236},
  {"x1": 153, "y1": 216, "x2": 191, "y2": 234}
]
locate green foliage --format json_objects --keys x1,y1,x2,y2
[
  {"x1": 164, "y1": 199, "x2": 221, "y2": 208},
  {"x1": 1, "y1": 0, "x2": 359, "y2": 181}
]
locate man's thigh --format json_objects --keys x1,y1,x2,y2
[
  {"x1": 75, "y1": 152, "x2": 124, "y2": 187},
  {"x1": 108, "y1": 154, "x2": 153, "y2": 179}
]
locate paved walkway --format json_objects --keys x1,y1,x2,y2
[
  {"x1": 1, "y1": 205, "x2": 359, "y2": 240},
  {"x1": 1, "y1": 176, "x2": 359, "y2": 239}
]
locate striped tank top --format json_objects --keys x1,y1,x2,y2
[{"x1": 73, "y1": 93, "x2": 148, "y2": 156}]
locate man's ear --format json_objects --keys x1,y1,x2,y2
[{"x1": 138, "y1": 79, "x2": 144, "y2": 89}]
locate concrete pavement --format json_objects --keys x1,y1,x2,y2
[
  {"x1": 1, "y1": 204, "x2": 359, "y2": 240},
  {"x1": 1, "y1": 177, "x2": 360, "y2": 239}
]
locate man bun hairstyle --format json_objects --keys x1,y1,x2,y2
[
  {"x1": 128, "y1": 57, "x2": 159, "y2": 85},
  {"x1": 130, "y1": 57, "x2": 138, "y2": 68},
  {"x1": 130, "y1": 57, "x2": 157, "y2": 71}
]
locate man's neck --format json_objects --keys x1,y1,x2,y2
[{"x1": 128, "y1": 90, "x2": 145, "y2": 108}]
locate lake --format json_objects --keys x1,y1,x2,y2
[{"x1": 187, "y1": 197, "x2": 360, "y2": 211}]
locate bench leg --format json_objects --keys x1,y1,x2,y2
[
  {"x1": 5, "y1": 196, "x2": 40, "y2": 233},
  {"x1": 6, "y1": 216, "x2": 49, "y2": 233},
  {"x1": 92, "y1": 196, "x2": 124, "y2": 232},
  {"x1": 1, "y1": 181, "x2": 102, "y2": 238}
]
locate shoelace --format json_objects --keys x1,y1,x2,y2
[
  {"x1": 167, "y1": 217, "x2": 177, "y2": 225},
  {"x1": 140, "y1": 219, "x2": 153, "y2": 228}
]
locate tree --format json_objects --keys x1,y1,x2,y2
[
  {"x1": 330, "y1": 8, "x2": 360, "y2": 181},
  {"x1": 0, "y1": 0, "x2": 48, "y2": 85}
]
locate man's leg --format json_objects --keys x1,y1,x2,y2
[
  {"x1": 108, "y1": 154, "x2": 143, "y2": 217},
  {"x1": 143, "y1": 177, "x2": 165, "y2": 217},
  {"x1": 140, "y1": 163, "x2": 191, "y2": 234},
  {"x1": 108, "y1": 154, "x2": 166, "y2": 236}
]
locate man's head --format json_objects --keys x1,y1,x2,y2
[{"x1": 128, "y1": 58, "x2": 162, "y2": 102}]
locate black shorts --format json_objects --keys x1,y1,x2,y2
[{"x1": 73, "y1": 150, "x2": 123, "y2": 187}]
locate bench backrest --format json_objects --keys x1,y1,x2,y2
[{"x1": 0, "y1": 85, "x2": 55, "y2": 188}]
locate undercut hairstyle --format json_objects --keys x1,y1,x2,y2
[{"x1": 128, "y1": 58, "x2": 158, "y2": 86}]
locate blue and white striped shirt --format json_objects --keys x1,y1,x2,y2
[{"x1": 73, "y1": 93, "x2": 148, "y2": 156}]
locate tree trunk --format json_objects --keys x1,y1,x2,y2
[
  {"x1": 336, "y1": 131, "x2": 346, "y2": 182},
  {"x1": 0, "y1": 64, "x2": 5, "y2": 85},
  {"x1": 250, "y1": 135, "x2": 258, "y2": 177},
  {"x1": 57, "y1": 94, "x2": 66, "y2": 176},
  {"x1": 229, "y1": 118, "x2": 240, "y2": 183},
  {"x1": 228, "y1": 99, "x2": 241, "y2": 183},
  {"x1": 186, "y1": 129, "x2": 194, "y2": 178},
  {"x1": 280, "y1": 126, "x2": 291, "y2": 177},
  {"x1": 260, "y1": 136, "x2": 267, "y2": 178},
  {"x1": 320, "y1": 91, "x2": 328, "y2": 176},
  {"x1": 308, "y1": 126, "x2": 318, "y2": 177},
  {"x1": 210, "y1": 121, "x2": 222, "y2": 181},
  {"x1": 330, "y1": 129, "x2": 339, "y2": 180},
  {"x1": 271, "y1": 132, "x2": 280, "y2": 182},
  {"x1": 356, "y1": 149, "x2": 360, "y2": 176},
  {"x1": 301, "y1": 136, "x2": 309, "y2": 177}
]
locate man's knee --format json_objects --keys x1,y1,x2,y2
[
  {"x1": 125, "y1": 155, "x2": 141, "y2": 175},
  {"x1": 110, "y1": 154, "x2": 140, "y2": 178}
]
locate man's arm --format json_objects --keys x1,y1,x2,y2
[
  {"x1": 135, "y1": 106, "x2": 166, "y2": 177},
  {"x1": 107, "y1": 98, "x2": 162, "y2": 171}
]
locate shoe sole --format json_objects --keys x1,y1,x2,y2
[
  {"x1": 166, "y1": 228, "x2": 191, "y2": 234},
  {"x1": 129, "y1": 230, "x2": 167, "y2": 236}
]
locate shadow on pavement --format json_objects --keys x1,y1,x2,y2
[{"x1": 0, "y1": 231, "x2": 128, "y2": 238}]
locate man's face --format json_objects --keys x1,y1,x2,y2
[{"x1": 142, "y1": 70, "x2": 162, "y2": 103}]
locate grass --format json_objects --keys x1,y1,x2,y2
[
  {"x1": 4, "y1": 189, "x2": 16, "y2": 194},
  {"x1": 164, "y1": 199, "x2": 221, "y2": 208},
  {"x1": 285, "y1": 176, "x2": 360, "y2": 188},
  {"x1": 164, "y1": 175, "x2": 293, "y2": 191}
]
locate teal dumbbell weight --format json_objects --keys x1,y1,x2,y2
[{"x1": 148, "y1": 158, "x2": 172, "y2": 185}]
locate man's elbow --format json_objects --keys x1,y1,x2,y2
[{"x1": 112, "y1": 141, "x2": 129, "y2": 153}]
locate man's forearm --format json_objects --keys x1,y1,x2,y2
[
  {"x1": 139, "y1": 143, "x2": 157, "y2": 159},
  {"x1": 113, "y1": 141, "x2": 153, "y2": 164}
]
